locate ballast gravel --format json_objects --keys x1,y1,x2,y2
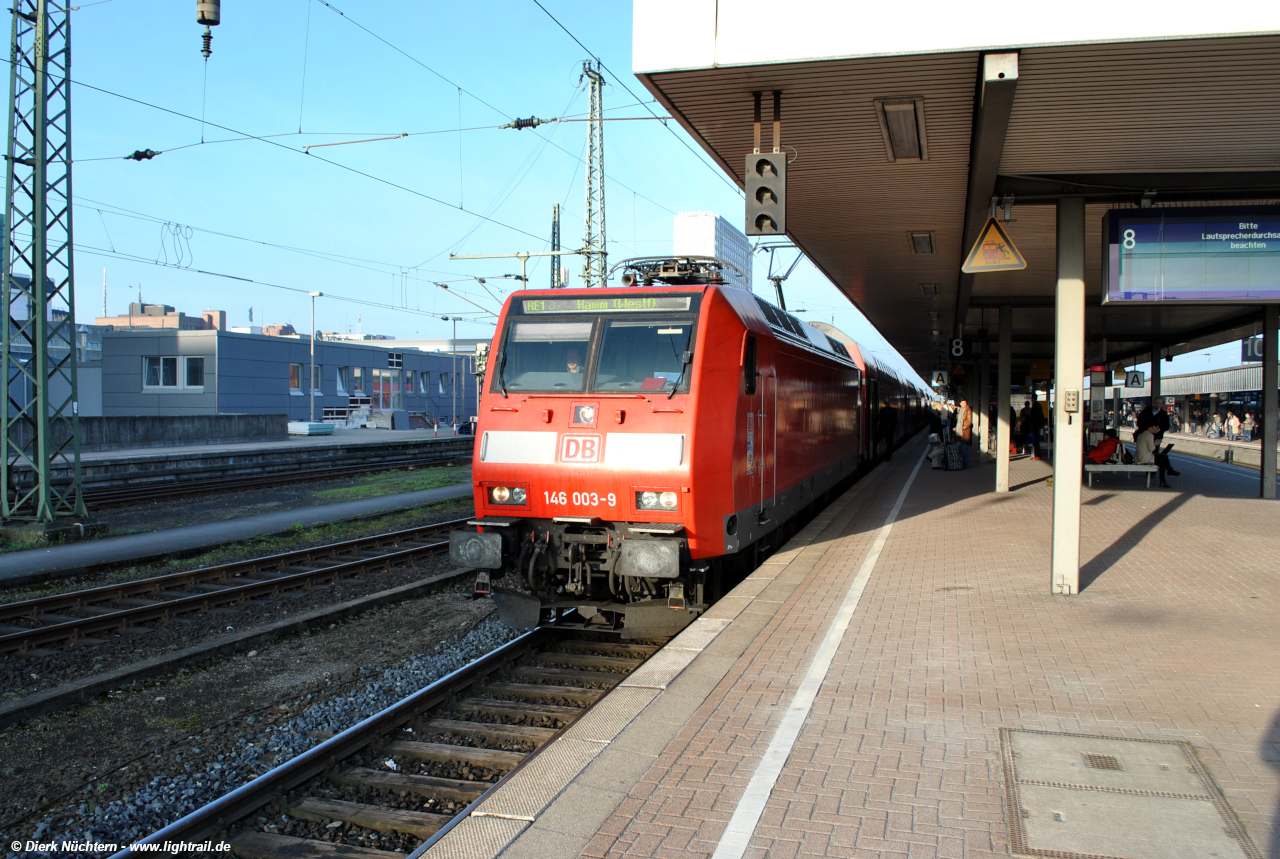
[{"x1": 6, "y1": 617, "x2": 517, "y2": 859}]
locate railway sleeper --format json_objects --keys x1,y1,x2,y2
[
  {"x1": 513, "y1": 665, "x2": 622, "y2": 686},
  {"x1": 416, "y1": 717, "x2": 555, "y2": 747},
  {"x1": 534, "y1": 651, "x2": 643, "y2": 671},
  {"x1": 328, "y1": 766, "x2": 487, "y2": 803},
  {"x1": 231, "y1": 830, "x2": 403, "y2": 859},
  {"x1": 554, "y1": 639, "x2": 662, "y2": 657},
  {"x1": 284, "y1": 796, "x2": 451, "y2": 838},
  {"x1": 479, "y1": 681, "x2": 604, "y2": 705},
  {"x1": 383, "y1": 739, "x2": 524, "y2": 771},
  {"x1": 449, "y1": 696, "x2": 579, "y2": 724}
]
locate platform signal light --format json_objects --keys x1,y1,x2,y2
[{"x1": 745, "y1": 152, "x2": 787, "y2": 236}]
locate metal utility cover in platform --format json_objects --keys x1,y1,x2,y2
[{"x1": 999, "y1": 729, "x2": 1261, "y2": 859}]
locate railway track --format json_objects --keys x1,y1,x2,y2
[
  {"x1": 0, "y1": 518, "x2": 473, "y2": 657},
  {"x1": 81, "y1": 448, "x2": 470, "y2": 510},
  {"x1": 117, "y1": 630, "x2": 661, "y2": 858}
]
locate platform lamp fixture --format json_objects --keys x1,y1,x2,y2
[
  {"x1": 442, "y1": 316, "x2": 458, "y2": 432},
  {"x1": 309, "y1": 291, "x2": 322, "y2": 423}
]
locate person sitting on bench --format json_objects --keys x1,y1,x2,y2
[
  {"x1": 1086, "y1": 428, "x2": 1122, "y2": 465},
  {"x1": 1135, "y1": 423, "x2": 1178, "y2": 488}
]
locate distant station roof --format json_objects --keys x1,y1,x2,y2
[{"x1": 633, "y1": 2, "x2": 1280, "y2": 377}]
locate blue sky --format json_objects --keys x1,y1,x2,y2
[{"x1": 64, "y1": 0, "x2": 1241, "y2": 386}]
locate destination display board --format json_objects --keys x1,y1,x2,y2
[
  {"x1": 1103, "y1": 207, "x2": 1280, "y2": 303},
  {"x1": 521, "y1": 296, "x2": 692, "y2": 314}
]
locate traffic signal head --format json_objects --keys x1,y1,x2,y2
[{"x1": 745, "y1": 153, "x2": 786, "y2": 236}]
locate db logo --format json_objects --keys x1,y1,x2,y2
[{"x1": 559, "y1": 434, "x2": 602, "y2": 463}]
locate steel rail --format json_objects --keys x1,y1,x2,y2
[
  {"x1": 0, "y1": 524, "x2": 472, "y2": 655},
  {"x1": 82, "y1": 446, "x2": 471, "y2": 509},
  {"x1": 0, "y1": 518, "x2": 471, "y2": 621},
  {"x1": 108, "y1": 629, "x2": 548, "y2": 859}
]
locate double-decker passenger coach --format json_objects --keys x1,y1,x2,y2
[{"x1": 449, "y1": 258, "x2": 927, "y2": 638}]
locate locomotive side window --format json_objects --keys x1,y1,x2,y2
[
  {"x1": 594, "y1": 318, "x2": 695, "y2": 393},
  {"x1": 496, "y1": 321, "x2": 594, "y2": 392},
  {"x1": 743, "y1": 333, "x2": 757, "y2": 395}
]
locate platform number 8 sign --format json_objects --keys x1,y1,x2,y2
[{"x1": 949, "y1": 338, "x2": 972, "y2": 362}]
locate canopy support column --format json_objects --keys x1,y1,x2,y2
[
  {"x1": 1051, "y1": 197, "x2": 1086, "y2": 595},
  {"x1": 1262, "y1": 305, "x2": 1278, "y2": 500},
  {"x1": 979, "y1": 335, "x2": 991, "y2": 462},
  {"x1": 996, "y1": 307, "x2": 1012, "y2": 492}
]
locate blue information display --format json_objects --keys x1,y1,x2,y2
[{"x1": 1103, "y1": 207, "x2": 1280, "y2": 303}]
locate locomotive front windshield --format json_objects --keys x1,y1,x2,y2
[{"x1": 493, "y1": 295, "x2": 699, "y2": 394}]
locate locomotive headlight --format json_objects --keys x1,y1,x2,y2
[
  {"x1": 636, "y1": 490, "x2": 677, "y2": 511},
  {"x1": 511, "y1": 486, "x2": 527, "y2": 504},
  {"x1": 574, "y1": 405, "x2": 596, "y2": 424},
  {"x1": 490, "y1": 486, "x2": 510, "y2": 503}
]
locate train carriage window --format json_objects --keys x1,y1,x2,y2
[
  {"x1": 594, "y1": 319, "x2": 694, "y2": 393},
  {"x1": 496, "y1": 321, "x2": 593, "y2": 392},
  {"x1": 743, "y1": 333, "x2": 758, "y2": 395}
]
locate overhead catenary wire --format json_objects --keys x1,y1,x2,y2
[
  {"x1": 300, "y1": 5, "x2": 678, "y2": 216},
  {"x1": 76, "y1": 243, "x2": 498, "y2": 324},
  {"x1": 529, "y1": 0, "x2": 744, "y2": 199},
  {"x1": 67, "y1": 77, "x2": 548, "y2": 244}
]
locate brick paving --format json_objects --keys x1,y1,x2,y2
[{"x1": 581, "y1": 445, "x2": 1280, "y2": 859}]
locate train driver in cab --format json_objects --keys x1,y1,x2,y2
[{"x1": 565, "y1": 345, "x2": 583, "y2": 374}]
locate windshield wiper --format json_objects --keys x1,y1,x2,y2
[
  {"x1": 496, "y1": 351, "x2": 509, "y2": 398},
  {"x1": 667, "y1": 349, "x2": 693, "y2": 399}
]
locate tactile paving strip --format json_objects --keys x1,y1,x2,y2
[
  {"x1": 563, "y1": 685, "x2": 662, "y2": 743},
  {"x1": 418, "y1": 814, "x2": 528, "y2": 859},
  {"x1": 472, "y1": 737, "x2": 605, "y2": 820}
]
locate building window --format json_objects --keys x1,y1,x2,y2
[
  {"x1": 438, "y1": 373, "x2": 446, "y2": 394},
  {"x1": 352, "y1": 366, "x2": 364, "y2": 394},
  {"x1": 337, "y1": 366, "x2": 349, "y2": 394},
  {"x1": 185, "y1": 356, "x2": 205, "y2": 388},
  {"x1": 311, "y1": 364, "x2": 323, "y2": 393},
  {"x1": 143, "y1": 356, "x2": 180, "y2": 388},
  {"x1": 405, "y1": 370, "x2": 415, "y2": 392},
  {"x1": 289, "y1": 363, "x2": 302, "y2": 393},
  {"x1": 420, "y1": 372, "x2": 430, "y2": 394},
  {"x1": 388, "y1": 352, "x2": 403, "y2": 369}
]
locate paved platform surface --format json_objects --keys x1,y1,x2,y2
[
  {"x1": 434, "y1": 442, "x2": 1279, "y2": 859},
  {"x1": 0, "y1": 482, "x2": 471, "y2": 585}
]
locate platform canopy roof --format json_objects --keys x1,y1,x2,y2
[{"x1": 633, "y1": 0, "x2": 1280, "y2": 378}]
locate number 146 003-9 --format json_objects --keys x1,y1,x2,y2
[{"x1": 544, "y1": 491, "x2": 616, "y2": 507}]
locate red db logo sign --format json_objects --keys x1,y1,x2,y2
[{"x1": 559, "y1": 434, "x2": 602, "y2": 463}]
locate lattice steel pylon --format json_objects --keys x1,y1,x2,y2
[
  {"x1": 579, "y1": 60, "x2": 606, "y2": 288},
  {"x1": 1, "y1": 0, "x2": 85, "y2": 522}
]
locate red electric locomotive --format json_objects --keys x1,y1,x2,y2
[{"x1": 449, "y1": 257, "x2": 928, "y2": 638}]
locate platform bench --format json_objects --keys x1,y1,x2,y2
[{"x1": 1084, "y1": 462, "x2": 1159, "y2": 488}]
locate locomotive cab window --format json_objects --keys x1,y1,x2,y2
[
  {"x1": 494, "y1": 321, "x2": 593, "y2": 392},
  {"x1": 594, "y1": 319, "x2": 694, "y2": 393}
]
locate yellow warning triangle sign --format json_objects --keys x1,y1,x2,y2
[{"x1": 961, "y1": 217, "x2": 1027, "y2": 273}]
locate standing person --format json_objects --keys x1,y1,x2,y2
[
  {"x1": 878, "y1": 401, "x2": 898, "y2": 461},
  {"x1": 1243, "y1": 411, "x2": 1256, "y2": 442},
  {"x1": 955, "y1": 397, "x2": 973, "y2": 468},
  {"x1": 1227, "y1": 411, "x2": 1241, "y2": 441},
  {"x1": 1019, "y1": 400, "x2": 1044, "y2": 460}
]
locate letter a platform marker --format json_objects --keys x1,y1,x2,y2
[{"x1": 962, "y1": 218, "x2": 1027, "y2": 273}]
